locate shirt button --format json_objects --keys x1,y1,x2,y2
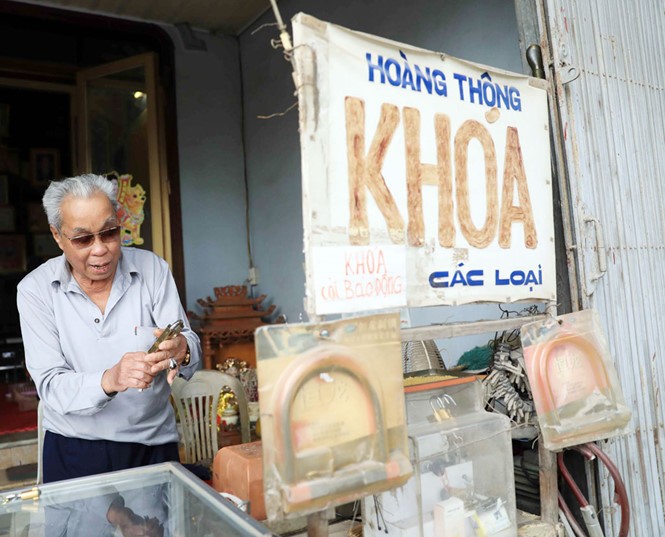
[{"x1": 94, "y1": 318, "x2": 100, "y2": 324}]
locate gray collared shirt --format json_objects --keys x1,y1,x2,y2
[{"x1": 17, "y1": 247, "x2": 201, "y2": 445}]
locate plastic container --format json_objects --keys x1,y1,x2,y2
[
  {"x1": 403, "y1": 375, "x2": 485, "y2": 425},
  {"x1": 521, "y1": 309, "x2": 632, "y2": 450},
  {"x1": 255, "y1": 313, "x2": 412, "y2": 520},
  {"x1": 365, "y1": 381, "x2": 517, "y2": 537}
]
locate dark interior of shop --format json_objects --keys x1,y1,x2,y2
[{"x1": 0, "y1": 3, "x2": 177, "y2": 438}]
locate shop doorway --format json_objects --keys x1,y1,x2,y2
[
  {"x1": 77, "y1": 53, "x2": 172, "y2": 263},
  {"x1": 0, "y1": 4, "x2": 182, "y2": 449},
  {"x1": 0, "y1": 80, "x2": 74, "y2": 441}
]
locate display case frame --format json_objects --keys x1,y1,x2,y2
[{"x1": 0, "y1": 461, "x2": 275, "y2": 536}]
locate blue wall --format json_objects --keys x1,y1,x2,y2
[{"x1": 167, "y1": 28, "x2": 250, "y2": 313}]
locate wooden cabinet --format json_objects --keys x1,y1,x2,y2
[{"x1": 188, "y1": 285, "x2": 280, "y2": 370}]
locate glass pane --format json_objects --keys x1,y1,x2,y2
[
  {"x1": 0, "y1": 463, "x2": 272, "y2": 536},
  {"x1": 85, "y1": 66, "x2": 153, "y2": 252}
]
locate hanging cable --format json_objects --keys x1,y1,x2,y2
[
  {"x1": 582, "y1": 443, "x2": 630, "y2": 537},
  {"x1": 557, "y1": 442, "x2": 630, "y2": 537}
]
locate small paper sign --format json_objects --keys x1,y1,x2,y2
[{"x1": 311, "y1": 245, "x2": 407, "y2": 314}]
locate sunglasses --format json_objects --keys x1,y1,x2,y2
[{"x1": 62, "y1": 226, "x2": 121, "y2": 249}]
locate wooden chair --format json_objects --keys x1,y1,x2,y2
[{"x1": 171, "y1": 370, "x2": 250, "y2": 469}]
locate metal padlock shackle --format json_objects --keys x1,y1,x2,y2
[
  {"x1": 430, "y1": 394, "x2": 456, "y2": 420},
  {"x1": 272, "y1": 345, "x2": 389, "y2": 485}
]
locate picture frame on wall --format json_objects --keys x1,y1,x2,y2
[
  {"x1": 0, "y1": 206, "x2": 14, "y2": 232},
  {"x1": 30, "y1": 148, "x2": 60, "y2": 187},
  {"x1": 0, "y1": 104, "x2": 9, "y2": 138},
  {"x1": 0, "y1": 235, "x2": 26, "y2": 274}
]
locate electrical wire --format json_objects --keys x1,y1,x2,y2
[
  {"x1": 557, "y1": 442, "x2": 630, "y2": 537},
  {"x1": 583, "y1": 443, "x2": 630, "y2": 537},
  {"x1": 557, "y1": 452, "x2": 589, "y2": 507}
]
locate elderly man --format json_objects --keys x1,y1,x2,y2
[{"x1": 17, "y1": 173, "x2": 200, "y2": 483}]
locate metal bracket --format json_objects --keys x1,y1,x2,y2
[
  {"x1": 583, "y1": 216, "x2": 607, "y2": 282},
  {"x1": 560, "y1": 64, "x2": 581, "y2": 85}
]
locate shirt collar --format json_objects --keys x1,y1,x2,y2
[{"x1": 50, "y1": 249, "x2": 140, "y2": 292}]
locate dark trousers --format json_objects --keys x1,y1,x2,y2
[{"x1": 43, "y1": 431, "x2": 180, "y2": 483}]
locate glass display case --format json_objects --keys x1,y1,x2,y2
[
  {"x1": 0, "y1": 462, "x2": 275, "y2": 536},
  {"x1": 364, "y1": 380, "x2": 518, "y2": 537}
]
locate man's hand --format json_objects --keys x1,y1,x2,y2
[
  {"x1": 101, "y1": 349, "x2": 159, "y2": 394},
  {"x1": 101, "y1": 329, "x2": 188, "y2": 394},
  {"x1": 144, "y1": 331, "x2": 188, "y2": 385}
]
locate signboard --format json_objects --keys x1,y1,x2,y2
[{"x1": 293, "y1": 13, "x2": 556, "y2": 315}]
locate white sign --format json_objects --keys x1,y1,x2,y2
[
  {"x1": 311, "y1": 245, "x2": 407, "y2": 314},
  {"x1": 294, "y1": 13, "x2": 556, "y2": 315}
]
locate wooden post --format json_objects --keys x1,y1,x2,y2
[
  {"x1": 538, "y1": 441, "x2": 559, "y2": 524},
  {"x1": 538, "y1": 305, "x2": 560, "y2": 525},
  {"x1": 307, "y1": 510, "x2": 329, "y2": 537}
]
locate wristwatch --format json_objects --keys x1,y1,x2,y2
[{"x1": 181, "y1": 343, "x2": 191, "y2": 366}]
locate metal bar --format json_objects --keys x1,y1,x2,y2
[
  {"x1": 400, "y1": 314, "x2": 547, "y2": 342},
  {"x1": 537, "y1": 0, "x2": 582, "y2": 313},
  {"x1": 514, "y1": 0, "x2": 542, "y2": 75},
  {"x1": 268, "y1": 0, "x2": 292, "y2": 52}
]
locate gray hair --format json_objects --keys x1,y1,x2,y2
[{"x1": 42, "y1": 174, "x2": 119, "y2": 231}]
